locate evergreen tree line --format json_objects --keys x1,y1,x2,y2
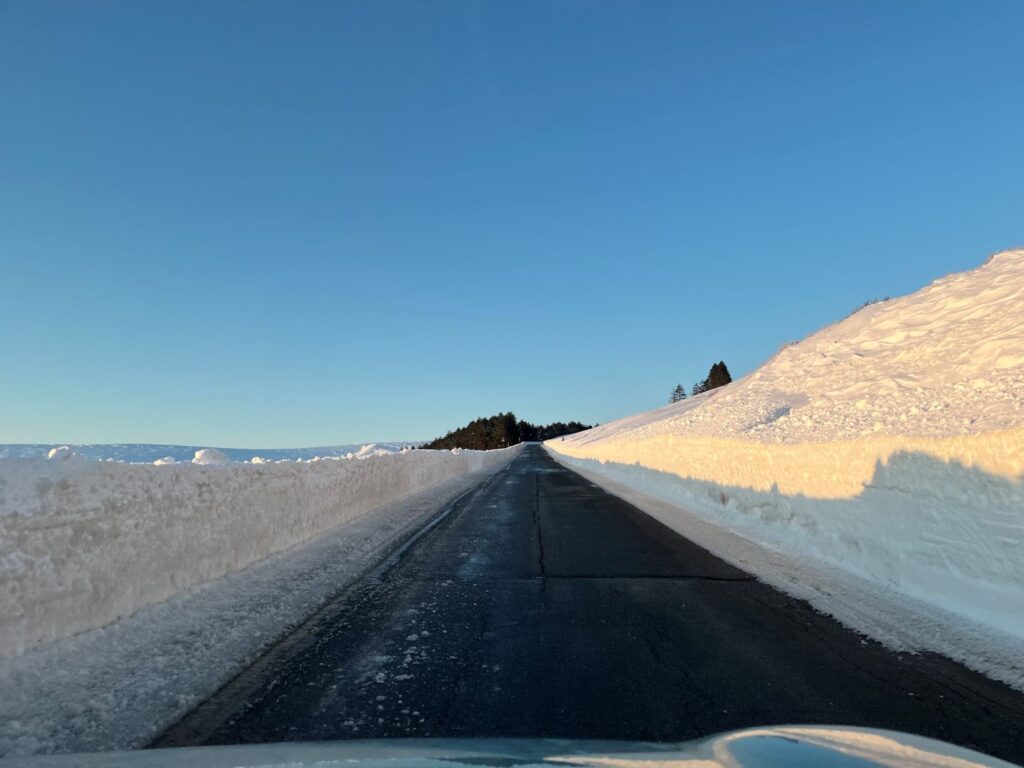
[
  {"x1": 423, "y1": 412, "x2": 592, "y2": 451},
  {"x1": 670, "y1": 360, "x2": 732, "y2": 403}
]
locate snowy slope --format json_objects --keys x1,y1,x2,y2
[
  {"x1": 571, "y1": 249, "x2": 1024, "y2": 447},
  {"x1": 547, "y1": 249, "x2": 1024, "y2": 685}
]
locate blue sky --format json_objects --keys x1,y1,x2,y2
[{"x1": 2, "y1": 1, "x2": 1022, "y2": 446}]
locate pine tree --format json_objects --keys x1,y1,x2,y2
[
  {"x1": 707, "y1": 361, "x2": 732, "y2": 390},
  {"x1": 423, "y1": 413, "x2": 592, "y2": 449},
  {"x1": 692, "y1": 361, "x2": 733, "y2": 396},
  {"x1": 670, "y1": 384, "x2": 687, "y2": 403}
]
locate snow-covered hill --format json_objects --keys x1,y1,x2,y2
[
  {"x1": 547, "y1": 249, "x2": 1024, "y2": 686},
  {"x1": 571, "y1": 249, "x2": 1024, "y2": 448}
]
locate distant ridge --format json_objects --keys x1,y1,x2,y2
[{"x1": 0, "y1": 442, "x2": 416, "y2": 463}]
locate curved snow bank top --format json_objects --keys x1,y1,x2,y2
[
  {"x1": 570, "y1": 249, "x2": 1024, "y2": 445},
  {"x1": 0, "y1": 442, "x2": 418, "y2": 463}
]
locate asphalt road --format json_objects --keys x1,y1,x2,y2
[{"x1": 155, "y1": 444, "x2": 1024, "y2": 763}]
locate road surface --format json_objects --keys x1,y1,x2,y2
[{"x1": 155, "y1": 444, "x2": 1024, "y2": 763}]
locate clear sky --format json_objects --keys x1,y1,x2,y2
[{"x1": 2, "y1": 1, "x2": 1022, "y2": 447}]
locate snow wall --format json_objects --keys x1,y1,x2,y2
[
  {"x1": 0, "y1": 446, "x2": 520, "y2": 658},
  {"x1": 545, "y1": 428, "x2": 1024, "y2": 642}
]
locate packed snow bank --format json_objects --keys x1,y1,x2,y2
[
  {"x1": 547, "y1": 250, "x2": 1024, "y2": 680},
  {"x1": 0, "y1": 464, "x2": 512, "y2": 756},
  {"x1": 0, "y1": 446, "x2": 520, "y2": 658}
]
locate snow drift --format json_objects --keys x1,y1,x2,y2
[
  {"x1": 0, "y1": 446, "x2": 519, "y2": 658},
  {"x1": 547, "y1": 250, "x2": 1024, "y2": 673}
]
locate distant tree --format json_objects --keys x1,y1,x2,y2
[
  {"x1": 847, "y1": 296, "x2": 891, "y2": 318},
  {"x1": 692, "y1": 361, "x2": 732, "y2": 396},
  {"x1": 706, "y1": 361, "x2": 732, "y2": 390},
  {"x1": 517, "y1": 419, "x2": 539, "y2": 442},
  {"x1": 424, "y1": 413, "x2": 591, "y2": 450},
  {"x1": 670, "y1": 384, "x2": 687, "y2": 403}
]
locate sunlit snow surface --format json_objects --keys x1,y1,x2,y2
[
  {"x1": 548, "y1": 249, "x2": 1024, "y2": 689},
  {"x1": 570, "y1": 249, "x2": 1024, "y2": 447}
]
